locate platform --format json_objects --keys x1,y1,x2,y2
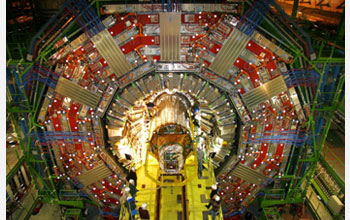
[{"x1": 135, "y1": 154, "x2": 221, "y2": 220}]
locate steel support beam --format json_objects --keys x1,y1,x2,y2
[
  {"x1": 291, "y1": 0, "x2": 299, "y2": 19},
  {"x1": 310, "y1": 58, "x2": 345, "y2": 64},
  {"x1": 40, "y1": 198, "x2": 86, "y2": 209},
  {"x1": 336, "y1": 11, "x2": 345, "y2": 43},
  {"x1": 6, "y1": 157, "x2": 25, "y2": 184},
  {"x1": 311, "y1": 179, "x2": 328, "y2": 202}
]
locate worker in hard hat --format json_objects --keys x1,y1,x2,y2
[
  {"x1": 138, "y1": 203, "x2": 150, "y2": 220},
  {"x1": 208, "y1": 194, "x2": 221, "y2": 220},
  {"x1": 129, "y1": 179, "x2": 137, "y2": 197},
  {"x1": 126, "y1": 166, "x2": 137, "y2": 186},
  {"x1": 205, "y1": 184, "x2": 218, "y2": 209}
]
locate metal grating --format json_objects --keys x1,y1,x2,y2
[
  {"x1": 99, "y1": 149, "x2": 125, "y2": 176},
  {"x1": 160, "y1": 13, "x2": 181, "y2": 61},
  {"x1": 242, "y1": 76, "x2": 287, "y2": 108},
  {"x1": 231, "y1": 163, "x2": 267, "y2": 186},
  {"x1": 76, "y1": 162, "x2": 112, "y2": 186},
  {"x1": 209, "y1": 28, "x2": 250, "y2": 78},
  {"x1": 91, "y1": 29, "x2": 133, "y2": 77},
  {"x1": 55, "y1": 77, "x2": 101, "y2": 108}
]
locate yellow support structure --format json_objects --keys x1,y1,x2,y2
[{"x1": 136, "y1": 152, "x2": 222, "y2": 219}]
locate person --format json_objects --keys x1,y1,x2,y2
[
  {"x1": 129, "y1": 179, "x2": 137, "y2": 197},
  {"x1": 138, "y1": 203, "x2": 150, "y2": 220},
  {"x1": 126, "y1": 166, "x2": 137, "y2": 186},
  {"x1": 126, "y1": 195, "x2": 137, "y2": 220},
  {"x1": 126, "y1": 195, "x2": 136, "y2": 209},
  {"x1": 208, "y1": 194, "x2": 221, "y2": 220},
  {"x1": 206, "y1": 184, "x2": 218, "y2": 209}
]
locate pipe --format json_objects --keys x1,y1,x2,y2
[
  {"x1": 28, "y1": 4, "x2": 67, "y2": 61},
  {"x1": 33, "y1": 13, "x2": 69, "y2": 57},
  {"x1": 265, "y1": 13, "x2": 303, "y2": 49},
  {"x1": 246, "y1": 0, "x2": 304, "y2": 53},
  {"x1": 76, "y1": 0, "x2": 103, "y2": 33},
  {"x1": 271, "y1": 0, "x2": 314, "y2": 57},
  {"x1": 65, "y1": 6, "x2": 93, "y2": 37},
  {"x1": 244, "y1": 0, "x2": 302, "y2": 53},
  {"x1": 272, "y1": 11, "x2": 310, "y2": 59},
  {"x1": 37, "y1": 17, "x2": 74, "y2": 58}
]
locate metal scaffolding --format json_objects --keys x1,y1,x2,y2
[{"x1": 6, "y1": 0, "x2": 345, "y2": 219}]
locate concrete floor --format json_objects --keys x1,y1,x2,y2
[{"x1": 29, "y1": 203, "x2": 61, "y2": 220}]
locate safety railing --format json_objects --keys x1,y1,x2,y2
[
  {"x1": 263, "y1": 189, "x2": 285, "y2": 201},
  {"x1": 262, "y1": 207, "x2": 282, "y2": 220},
  {"x1": 64, "y1": 208, "x2": 83, "y2": 220}
]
